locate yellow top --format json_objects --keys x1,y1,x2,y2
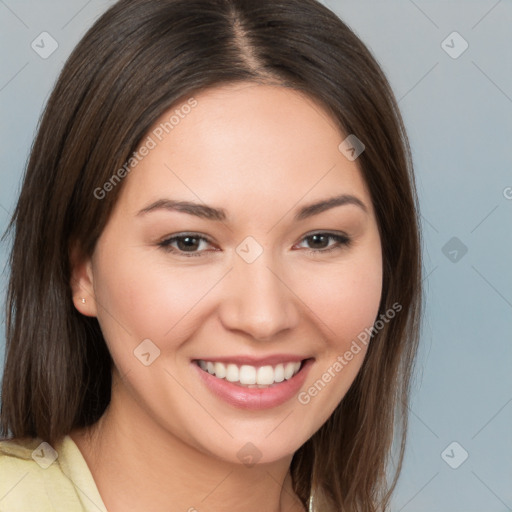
[{"x1": 0, "y1": 435, "x2": 107, "y2": 512}]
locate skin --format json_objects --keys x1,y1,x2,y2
[{"x1": 70, "y1": 82, "x2": 383, "y2": 512}]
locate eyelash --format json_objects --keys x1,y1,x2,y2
[{"x1": 157, "y1": 232, "x2": 351, "y2": 258}]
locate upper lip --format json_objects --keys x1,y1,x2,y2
[{"x1": 193, "y1": 354, "x2": 312, "y2": 366}]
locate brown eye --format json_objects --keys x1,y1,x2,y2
[
  {"x1": 297, "y1": 232, "x2": 350, "y2": 254},
  {"x1": 175, "y1": 236, "x2": 201, "y2": 252},
  {"x1": 158, "y1": 233, "x2": 213, "y2": 257},
  {"x1": 306, "y1": 234, "x2": 330, "y2": 249}
]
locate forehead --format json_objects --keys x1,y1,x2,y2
[{"x1": 118, "y1": 82, "x2": 372, "y2": 219}]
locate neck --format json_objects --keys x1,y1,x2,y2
[{"x1": 70, "y1": 379, "x2": 306, "y2": 512}]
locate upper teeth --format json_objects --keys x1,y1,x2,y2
[{"x1": 197, "y1": 360, "x2": 302, "y2": 386}]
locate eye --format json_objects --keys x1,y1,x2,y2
[
  {"x1": 158, "y1": 233, "x2": 214, "y2": 257},
  {"x1": 295, "y1": 232, "x2": 351, "y2": 254},
  {"x1": 158, "y1": 231, "x2": 351, "y2": 258}
]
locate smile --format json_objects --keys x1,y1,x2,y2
[
  {"x1": 192, "y1": 357, "x2": 314, "y2": 410},
  {"x1": 196, "y1": 360, "x2": 302, "y2": 388}
]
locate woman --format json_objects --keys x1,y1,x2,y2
[{"x1": 0, "y1": 0, "x2": 422, "y2": 510}]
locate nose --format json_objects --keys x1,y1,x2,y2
[{"x1": 218, "y1": 253, "x2": 300, "y2": 341}]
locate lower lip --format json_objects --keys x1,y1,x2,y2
[{"x1": 193, "y1": 359, "x2": 314, "y2": 410}]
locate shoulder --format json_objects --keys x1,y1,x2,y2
[
  {"x1": 0, "y1": 435, "x2": 104, "y2": 512},
  {"x1": 0, "y1": 435, "x2": 41, "y2": 459},
  {"x1": 0, "y1": 435, "x2": 49, "y2": 477},
  {"x1": 0, "y1": 436, "x2": 54, "y2": 510}
]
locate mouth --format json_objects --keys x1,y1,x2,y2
[
  {"x1": 194, "y1": 359, "x2": 306, "y2": 388},
  {"x1": 192, "y1": 356, "x2": 314, "y2": 410}
]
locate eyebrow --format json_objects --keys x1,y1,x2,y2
[{"x1": 136, "y1": 193, "x2": 368, "y2": 222}]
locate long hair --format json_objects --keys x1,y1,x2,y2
[{"x1": 1, "y1": 1, "x2": 422, "y2": 510}]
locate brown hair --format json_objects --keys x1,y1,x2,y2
[{"x1": 1, "y1": 1, "x2": 422, "y2": 510}]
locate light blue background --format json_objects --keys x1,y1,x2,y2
[{"x1": 1, "y1": 1, "x2": 511, "y2": 510}]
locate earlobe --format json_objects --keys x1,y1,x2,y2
[{"x1": 69, "y1": 242, "x2": 98, "y2": 317}]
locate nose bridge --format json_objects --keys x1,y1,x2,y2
[{"x1": 219, "y1": 247, "x2": 299, "y2": 340}]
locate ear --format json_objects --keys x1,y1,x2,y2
[{"x1": 69, "y1": 241, "x2": 98, "y2": 317}]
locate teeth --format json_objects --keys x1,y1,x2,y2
[
  {"x1": 256, "y1": 365, "x2": 274, "y2": 386},
  {"x1": 197, "y1": 360, "x2": 302, "y2": 386},
  {"x1": 274, "y1": 364, "x2": 285, "y2": 383},
  {"x1": 214, "y1": 362, "x2": 226, "y2": 379},
  {"x1": 226, "y1": 364, "x2": 239, "y2": 382},
  {"x1": 284, "y1": 362, "x2": 296, "y2": 380},
  {"x1": 239, "y1": 365, "x2": 256, "y2": 385}
]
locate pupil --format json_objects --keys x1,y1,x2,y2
[
  {"x1": 310, "y1": 234, "x2": 328, "y2": 249},
  {"x1": 178, "y1": 237, "x2": 199, "y2": 251}
]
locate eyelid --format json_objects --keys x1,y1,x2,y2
[{"x1": 301, "y1": 229, "x2": 350, "y2": 241}]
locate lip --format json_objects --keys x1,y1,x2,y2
[
  {"x1": 192, "y1": 357, "x2": 314, "y2": 410},
  {"x1": 193, "y1": 354, "x2": 307, "y2": 366}
]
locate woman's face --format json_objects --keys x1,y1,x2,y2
[{"x1": 75, "y1": 82, "x2": 382, "y2": 465}]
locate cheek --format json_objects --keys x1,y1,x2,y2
[
  {"x1": 292, "y1": 239, "x2": 382, "y2": 426},
  {"x1": 92, "y1": 243, "x2": 226, "y2": 352},
  {"x1": 293, "y1": 245, "x2": 383, "y2": 348}
]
